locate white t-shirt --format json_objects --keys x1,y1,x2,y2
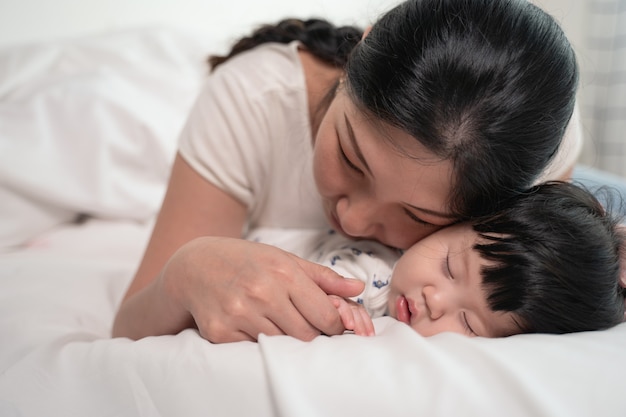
[
  {"x1": 178, "y1": 41, "x2": 583, "y2": 231},
  {"x1": 178, "y1": 41, "x2": 326, "y2": 231}
]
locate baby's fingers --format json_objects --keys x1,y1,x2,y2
[
  {"x1": 356, "y1": 306, "x2": 375, "y2": 336},
  {"x1": 329, "y1": 295, "x2": 355, "y2": 331},
  {"x1": 329, "y1": 295, "x2": 374, "y2": 337},
  {"x1": 347, "y1": 303, "x2": 375, "y2": 336}
]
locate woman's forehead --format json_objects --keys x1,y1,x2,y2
[
  {"x1": 362, "y1": 128, "x2": 455, "y2": 214},
  {"x1": 341, "y1": 89, "x2": 446, "y2": 163},
  {"x1": 334, "y1": 90, "x2": 457, "y2": 217}
]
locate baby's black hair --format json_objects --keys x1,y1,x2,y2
[{"x1": 472, "y1": 181, "x2": 625, "y2": 334}]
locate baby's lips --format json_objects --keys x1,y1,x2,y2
[{"x1": 395, "y1": 295, "x2": 411, "y2": 324}]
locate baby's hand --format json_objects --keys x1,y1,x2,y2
[{"x1": 328, "y1": 295, "x2": 375, "y2": 337}]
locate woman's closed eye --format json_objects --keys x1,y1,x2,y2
[
  {"x1": 403, "y1": 208, "x2": 434, "y2": 227},
  {"x1": 338, "y1": 139, "x2": 363, "y2": 174}
]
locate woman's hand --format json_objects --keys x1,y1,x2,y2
[
  {"x1": 329, "y1": 295, "x2": 375, "y2": 337},
  {"x1": 112, "y1": 155, "x2": 365, "y2": 342},
  {"x1": 161, "y1": 236, "x2": 366, "y2": 343}
]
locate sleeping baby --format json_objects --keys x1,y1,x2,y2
[{"x1": 247, "y1": 181, "x2": 626, "y2": 338}]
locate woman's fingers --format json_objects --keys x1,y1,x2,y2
[
  {"x1": 250, "y1": 301, "x2": 322, "y2": 341},
  {"x1": 197, "y1": 325, "x2": 255, "y2": 343},
  {"x1": 197, "y1": 313, "x2": 288, "y2": 343},
  {"x1": 297, "y1": 257, "x2": 365, "y2": 298},
  {"x1": 287, "y1": 259, "x2": 367, "y2": 336},
  {"x1": 174, "y1": 237, "x2": 370, "y2": 343},
  {"x1": 288, "y1": 277, "x2": 348, "y2": 337}
]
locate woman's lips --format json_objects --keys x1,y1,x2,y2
[{"x1": 395, "y1": 295, "x2": 411, "y2": 324}]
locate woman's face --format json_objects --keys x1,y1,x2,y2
[
  {"x1": 313, "y1": 90, "x2": 458, "y2": 250},
  {"x1": 386, "y1": 223, "x2": 520, "y2": 337}
]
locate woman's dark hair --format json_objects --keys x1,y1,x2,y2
[
  {"x1": 210, "y1": 1, "x2": 579, "y2": 221},
  {"x1": 472, "y1": 181, "x2": 625, "y2": 334},
  {"x1": 208, "y1": 18, "x2": 363, "y2": 70},
  {"x1": 346, "y1": 0, "x2": 579, "y2": 219}
]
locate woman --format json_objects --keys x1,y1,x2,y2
[{"x1": 112, "y1": 0, "x2": 580, "y2": 342}]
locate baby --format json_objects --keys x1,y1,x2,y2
[{"x1": 248, "y1": 181, "x2": 626, "y2": 338}]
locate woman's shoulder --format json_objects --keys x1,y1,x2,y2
[
  {"x1": 177, "y1": 42, "x2": 316, "y2": 220},
  {"x1": 207, "y1": 41, "x2": 341, "y2": 119},
  {"x1": 210, "y1": 41, "x2": 305, "y2": 96}
]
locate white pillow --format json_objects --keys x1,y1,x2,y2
[{"x1": 0, "y1": 27, "x2": 213, "y2": 248}]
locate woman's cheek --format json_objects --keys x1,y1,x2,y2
[
  {"x1": 313, "y1": 147, "x2": 340, "y2": 196},
  {"x1": 312, "y1": 152, "x2": 329, "y2": 195},
  {"x1": 388, "y1": 223, "x2": 435, "y2": 250}
]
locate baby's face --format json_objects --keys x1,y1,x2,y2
[{"x1": 387, "y1": 223, "x2": 520, "y2": 337}]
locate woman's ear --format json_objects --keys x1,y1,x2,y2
[{"x1": 362, "y1": 26, "x2": 372, "y2": 40}]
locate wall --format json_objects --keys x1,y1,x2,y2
[
  {"x1": 0, "y1": 0, "x2": 401, "y2": 49},
  {"x1": 0, "y1": 0, "x2": 621, "y2": 175}
]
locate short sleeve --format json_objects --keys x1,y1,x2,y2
[
  {"x1": 176, "y1": 42, "x2": 321, "y2": 230},
  {"x1": 177, "y1": 58, "x2": 272, "y2": 208}
]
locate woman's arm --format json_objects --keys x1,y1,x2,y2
[
  {"x1": 112, "y1": 154, "x2": 364, "y2": 341},
  {"x1": 112, "y1": 154, "x2": 247, "y2": 338}
]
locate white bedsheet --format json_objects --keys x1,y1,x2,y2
[
  {"x1": 2, "y1": 27, "x2": 626, "y2": 417},
  {"x1": 0, "y1": 27, "x2": 211, "y2": 248},
  {"x1": 1, "y1": 219, "x2": 625, "y2": 416}
]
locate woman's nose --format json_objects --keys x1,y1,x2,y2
[
  {"x1": 336, "y1": 196, "x2": 378, "y2": 238},
  {"x1": 423, "y1": 285, "x2": 445, "y2": 320}
]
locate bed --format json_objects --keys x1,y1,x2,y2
[{"x1": 1, "y1": 11, "x2": 626, "y2": 417}]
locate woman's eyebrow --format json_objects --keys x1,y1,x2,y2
[{"x1": 344, "y1": 114, "x2": 373, "y2": 176}]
